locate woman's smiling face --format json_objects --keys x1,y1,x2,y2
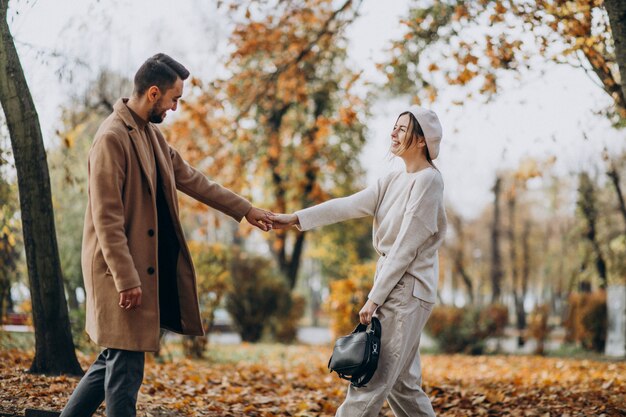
[{"x1": 391, "y1": 113, "x2": 411, "y2": 155}]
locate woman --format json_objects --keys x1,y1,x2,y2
[{"x1": 271, "y1": 106, "x2": 447, "y2": 417}]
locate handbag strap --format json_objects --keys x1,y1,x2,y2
[
  {"x1": 351, "y1": 335, "x2": 380, "y2": 387},
  {"x1": 352, "y1": 316, "x2": 382, "y2": 336},
  {"x1": 368, "y1": 316, "x2": 381, "y2": 338},
  {"x1": 350, "y1": 317, "x2": 381, "y2": 388}
]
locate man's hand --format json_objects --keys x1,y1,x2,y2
[
  {"x1": 119, "y1": 286, "x2": 142, "y2": 310},
  {"x1": 359, "y1": 299, "x2": 378, "y2": 325},
  {"x1": 268, "y1": 213, "x2": 299, "y2": 230},
  {"x1": 245, "y1": 207, "x2": 274, "y2": 232}
]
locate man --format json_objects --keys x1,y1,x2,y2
[{"x1": 60, "y1": 53, "x2": 272, "y2": 416}]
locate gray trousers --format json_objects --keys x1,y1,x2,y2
[
  {"x1": 336, "y1": 274, "x2": 436, "y2": 417},
  {"x1": 60, "y1": 348, "x2": 145, "y2": 417}
]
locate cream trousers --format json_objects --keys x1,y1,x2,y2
[{"x1": 336, "y1": 273, "x2": 436, "y2": 417}]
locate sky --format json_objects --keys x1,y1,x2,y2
[{"x1": 5, "y1": 0, "x2": 626, "y2": 219}]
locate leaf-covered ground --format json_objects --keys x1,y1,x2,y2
[{"x1": 0, "y1": 344, "x2": 624, "y2": 416}]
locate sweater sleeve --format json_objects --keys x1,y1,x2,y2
[
  {"x1": 295, "y1": 181, "x2": 380, "y2": 231},
  {"x1": 368, "y1": 172, "x2": 443, "y2": 306}
]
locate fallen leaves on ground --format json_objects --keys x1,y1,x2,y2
[{"x1": 0, "y1": 344, "x2": 624, "y2": 416}]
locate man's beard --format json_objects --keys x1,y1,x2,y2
[{"x1": 148, "y1": 101, "x2": 166, "y2": 124}]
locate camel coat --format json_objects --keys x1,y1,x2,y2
[{"x1": 81, "y1": 98, "x2": 252, "y2": 352}]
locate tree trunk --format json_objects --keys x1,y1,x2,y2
[
  {"x1": 577, "y1": 173, "x2": 608, "y2": 289},
  {"x1": 607, "y1": 164, "x2": 626, "y2": 233},
  {"x1": 0, "y1": 0, "x2": 82, "y2": 375},
  {"x1": 284, "y1": 231, "x2": 306, "y2": 289},
  {"x1": 507, "y1": 189, "x2": 525, "y2": 346},
  {"x1": 265, "y1": 104, "x2": 307, "y2": 290},
  {"x1": 605, "y1": 0, "x2": 626, "y2": 106},
  {"x1": 0, "y1": 273, "x2": 8, "y2": 323},
  {"x1": 266, "y1": 101, "x2": 319, "y2": 290},
  {"x1": 449, "y1": 211, "x2": 474, "y2": 304},
  {"x1": 517, "y1": 220, "x2": 532, "y2": 347},
  {"x1": 490, "y1": 176, "x2": 503, "y2": 303}
]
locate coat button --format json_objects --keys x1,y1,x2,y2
[
  {"x1": 148, "y1": 229, "x2": 155, "y2": 237},
  {"x1": 147, "y1": 267, "x2": 155, "y2": 275}
]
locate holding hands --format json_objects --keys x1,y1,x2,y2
[
  {"x1": 244, "y1": 208, "x2": 300, "y2": 231},
  {"x1": 245, "y1": 208, "x2": 300, "y2": 231},
  {"x1": 269, "y1": 213, "x2": 299, "y2": 229},
  {"x1": 245, "y1": 208, "x2": 303, "y2": 232},
  {"x1": 245, "y1": 207, "x2": 275, "y2": 232}
]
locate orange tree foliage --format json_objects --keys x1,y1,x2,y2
[
  {"x1": 326, "y1": 262, "x2": 376, "y2": 337},
  {"x1": 383, "y1": 0, "x2": 624, "y2": 125},
  {"x1": 565, "y1": 290, "x2": 608, "y2": 352},
  {"x1": 1, "y1": 347, "x2": 625, "y2": 416},
  {"x1": 528, "y1": 304, "x2": 550, "y2": 354},
  {"x1": 167, "y1": 0, "x2": 368, "y2": 289}
]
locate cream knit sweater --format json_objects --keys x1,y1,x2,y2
[{"x1": 296, "y1": 167, "x2": 447, "y2": 305}]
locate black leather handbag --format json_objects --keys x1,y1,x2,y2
[{"x1": 328, "y1": 317, "x2": 381, "y2": 387}]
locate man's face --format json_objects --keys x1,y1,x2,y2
[{"x1": 148, "y1": 78, "x2": 184, "y2": 124}]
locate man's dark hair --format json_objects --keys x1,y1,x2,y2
[{"x1": 133, "y1": 53, "x2": 190, "y2": 96}]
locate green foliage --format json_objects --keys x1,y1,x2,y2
[
  {"x1": 183, "y1": 241, "x2": 233, "y2": 357},
  {"x1": 48, "y1": 131, "x2": 90, "y2": 304},
  {"x1": 307, "y1": 217, "x2": 374, "y2": 282},
  {"x1": 189, "y1": 241, "x2": 233, "y2": 331},
  {"x1": 0, "y1": 330, "x2": 34, "y2": 350},
  {"x1": 268, "y1": 292, "x2": 306, "y2": 344},
  {"x1": 68, "y1": 307, "x2": 97, "y2": 353},
  {"x1": 226, "y1": 252, "x2": 291, "y2": 343},
  {"x1": 426, "y1": 304, "x2": 509, "y2": 354}
]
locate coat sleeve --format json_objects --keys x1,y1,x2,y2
[
  {"x1": 294, "y1": 181, "x2": 380, "y2": 231},
  {"x1": 88, "y1": 134, "x2": 141, "y2": 292},
  {"x1": 367, "y1": 172, "x2": 443, "y2": 306},
  {"x1": 168, "y1": 145, "x2": 252, "y2": 222}
]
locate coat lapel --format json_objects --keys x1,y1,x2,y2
[{"x1": 113, "y1": 99, "x2": 155, "y2": 197}]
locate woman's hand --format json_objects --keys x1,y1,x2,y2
[
  {"x1": 269, "y1": 213, "x2": 299, "y2": 229},
  {"x1": 359, "y1": 299, "x2": 378, "y2": 325}
]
